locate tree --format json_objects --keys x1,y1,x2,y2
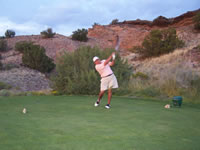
[
  {"x1": 15, "y1": 41, "x2": 55, "y2": 73},
  {"x1": 72, "y1": 28, "x2": 88, "y2": 42},
  {"x1": 133, "y1": 28, "x2": 184, "y2": 58},
  {"x1": 110, "y1": 19, "x2": 119, "y2": 25},
  {"x1": 5, "y1": 30, "x2": 15, "y2": 38},
  {"x1": 193, "y1": 12, "x2": 200, "y2": 30},
  {"x1": 40, "y1": 28, "x2": 56, "y2": 38}
]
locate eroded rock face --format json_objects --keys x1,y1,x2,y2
[
  {"x1": 88, "y1": 9, "x2": 200, "y2": 51},
  {"x1": 88, "y1": 24, "x2": 150, "y2": 50}
]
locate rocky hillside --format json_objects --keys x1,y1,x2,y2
[
  {"x1": 88, "y1": 9, "x2": 200, "y2": 80},
  {"x1": 0, "y1": 9, "x2": 200, "y2": 92},
  {"x1": 0, "y1": 34, "x2": 100, "y2": 92},
  {"x1": 1, "y1": 34, "x2": 99, "y2": 65},
  {"x1": 88, "y1": 9, "x2": 200, "y2": 51}
]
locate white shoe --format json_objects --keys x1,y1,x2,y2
[
  {"x1": 105, "y1": 104, "x2": 110, "y2": 109},
  {"x1": 94, "y1": 101, "x2": 99, "y2": 107}
]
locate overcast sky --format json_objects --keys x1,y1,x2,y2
[{"x1": 0, "y1": 0, "x2": 199, "y2": 36}]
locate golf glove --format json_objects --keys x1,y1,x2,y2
[{"x1": 112, "y1": 54, "x2": 116, "y2": 60}]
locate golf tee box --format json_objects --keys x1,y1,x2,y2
[{"x1": 172, "y1": 96, "x2": 183, "y2": 107}]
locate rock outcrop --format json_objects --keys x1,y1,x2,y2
[
  {"x1": 0, "y1": 67, "x2": 51, "y2": 91},
  {"x1": 1, "y1": 34, "x2": 99, "y2": 65},
  {"x1": 88, "y1": 9, "x2": 200, "y2": 51}
]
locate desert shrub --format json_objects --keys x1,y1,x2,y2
[
  {"x1": 72, "y1": 28, "x2": 88, "y2": 42},
  {"x1": 15, "y1": 41, "x2": 55, "y2": 73},
  {"x1": 190, "y1": 77, "x2": 200, "y2": 93},
  {"x1": 110, "y1": 19, "x2": 119, "y2": 25},
  {"x1": 31, "y1": 91, "x2": 46, "y2": 96},
  {"x1": 51, "y1": 46, "x2": 132, "y2": 95},
  {"x1": 0, "y1": 81, "x2": 12, "y2": 90},
  {"x1": 193, "y1": 12, "x2": 200, "y2": 30},
  {"x1": 132, "y1": 72, "x2": 149, "y2": 80},
  {"x1": 0, "y1": 61, "x2": 2, "y2": 70},
  {"x1": 92, "y1": 22, "x2": 100, "y2": 27},
  {"x1": 197, "y1": 45, "x2": 200, "y2": 51},
  {"x1": 51, "y1": 90, "x2": 60, "y2": 96},
  {"x1": 186, "y1": 77, "x2": 200, "y2": 103},
  {"x1": 3, "y1": 63, "x2": 19, "y2": 70},
  {"x1": 15, "y1": 41, "x2": 34, "y2": 53},
  {"x1": 0, "y1": 89, "x2": 11, "y2": 96},
  {"x1": 5, "y1": 29, "x2": 15, "y2": 38},
  {"x1": 0, "y1": 39, "x2": 8, "y2": 52},
  {"x1": 22, "y1": 44, "x2": 55, "y2": 73},
  {"x1": 40, "y1": 28, "x2": 55, "y2": 38},
  {"x1": 134, "y1": 28, "x2": 184, "y2": 58},
  {"x1": 160, "y1": 79, "x2": 182, "y2": 97},
  {"x1": 128, "y1": 46, "x2": 143, "y2": 53},
  {"x1": 122, "y1": 77, "x2": 162, "y2": 98},
  {"x1": 137, "y1": 87, "x2": 161, "y2": 97},
  {"x1": 0, "y1": 54, "x2": 2, "y2": 70}
]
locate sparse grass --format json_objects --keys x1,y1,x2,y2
[
  {"x1": 129, "y1": 46, "x2": 200, "y2": 101},
  {"x1": 0, "y1": 95, "x2": 200, "y2": 150}
]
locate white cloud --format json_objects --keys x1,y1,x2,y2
[
  {"x1": 0, "y1": 17, "x2": 49, "y2": 36},
  {"x1": 0, "y1": 0, "x2": 199, "y2": 36}
]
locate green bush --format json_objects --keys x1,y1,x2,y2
[
  {"x1": 197, "y1": 45, "x2": 200, "y2": 51},
  {"x1": 0, "y1": 39, "x2": 8, "y2": 52},
  {"x1": 110, "y1": 19, "x2": 119, "y2": 25},
  {"x1": 193, "y1": 12, "x2": 200, "y2": 30},
  {"x1": 0, "y1": 36, "x2": 5, "y2": 39},
  {"x1": 0, "y1": 54, "x2": 2, "y2": 70},
  {"x1": 40, "y1": 28, "x2": 55, "y2": 38},
  {"x1": 132, "y1": 72, "x2": 149, "y2": 80},
  {"x1": 190, "y1": 77, "x2": 200, "y2": 93},
  {"x1": 72, "y1": 28, "x2": 88, "y2": 42},
  {"x1": 51, "y1": 46, "x2": 132, "y2": 95},
  {"x1": 5, "y1": 30, "x2": 15, "y2": 38},
  {"x1": 0, "y1": 89, "x2": 11, "y2": 96},
  {"x1": 15, "y1": 41, "x2": 34, "y2": 53},
  {"x1": 3, "y1": 63, "x2": 19, "y2": 70},
  {"x1": 134, "y1": 28, "x2": 184, "y2": 58},
  {"x1": 0, "y1": 81, "x2": 12, "y2": 90},
  {"x1": 22, "y1": 44, "x2": 55, "y2": 73},
  {"x1": 92, "y1": 22, "x2": 100, "y2": 27},
  {"x1": 15, "y1": 41, "x2": 55, "y2": 73},
  {"x1": 0, "y1": 61, "x2": 2, "y2": 70}
]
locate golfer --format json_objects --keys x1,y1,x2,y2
[{"x1": 93, "y1": 52, "x2": 118, "y2": 109}]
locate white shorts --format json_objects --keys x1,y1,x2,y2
[{"x1": 100, "y1": 74, "x2": 118, "y2": 91}]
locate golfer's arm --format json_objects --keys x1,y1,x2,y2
[
  {"x1": 104, "y1": 55, "x2": 112, "y2": 66},
  {"x1": 109, "y1": 60, "x2": 115, "y2": 66}
]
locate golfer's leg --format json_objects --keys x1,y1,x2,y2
[
  {"x1": 107, "y1": 89, "x2": 112, "y2": 105},
  {"x1": 98, "y1": 90, "x2": 105, "y2": 102}
]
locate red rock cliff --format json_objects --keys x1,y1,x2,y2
[{"x1": 88, "y1": 9, "x2": 200, "y2": 51}]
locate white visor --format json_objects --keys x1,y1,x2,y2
[{"x1": 93, "y1": 56, "x2": 99, "y2": 62}]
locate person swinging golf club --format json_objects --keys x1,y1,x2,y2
[{"x1": 93, "y1": 52, "x2": 118, "y2": 109}]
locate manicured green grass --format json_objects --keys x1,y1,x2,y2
[{"x1": 0, "y1": 95, "x2": 200, "y2": 150}]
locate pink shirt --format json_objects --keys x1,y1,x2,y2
[{"x1": 95, "y1": 60, "x2": 113, "y2": 78}]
